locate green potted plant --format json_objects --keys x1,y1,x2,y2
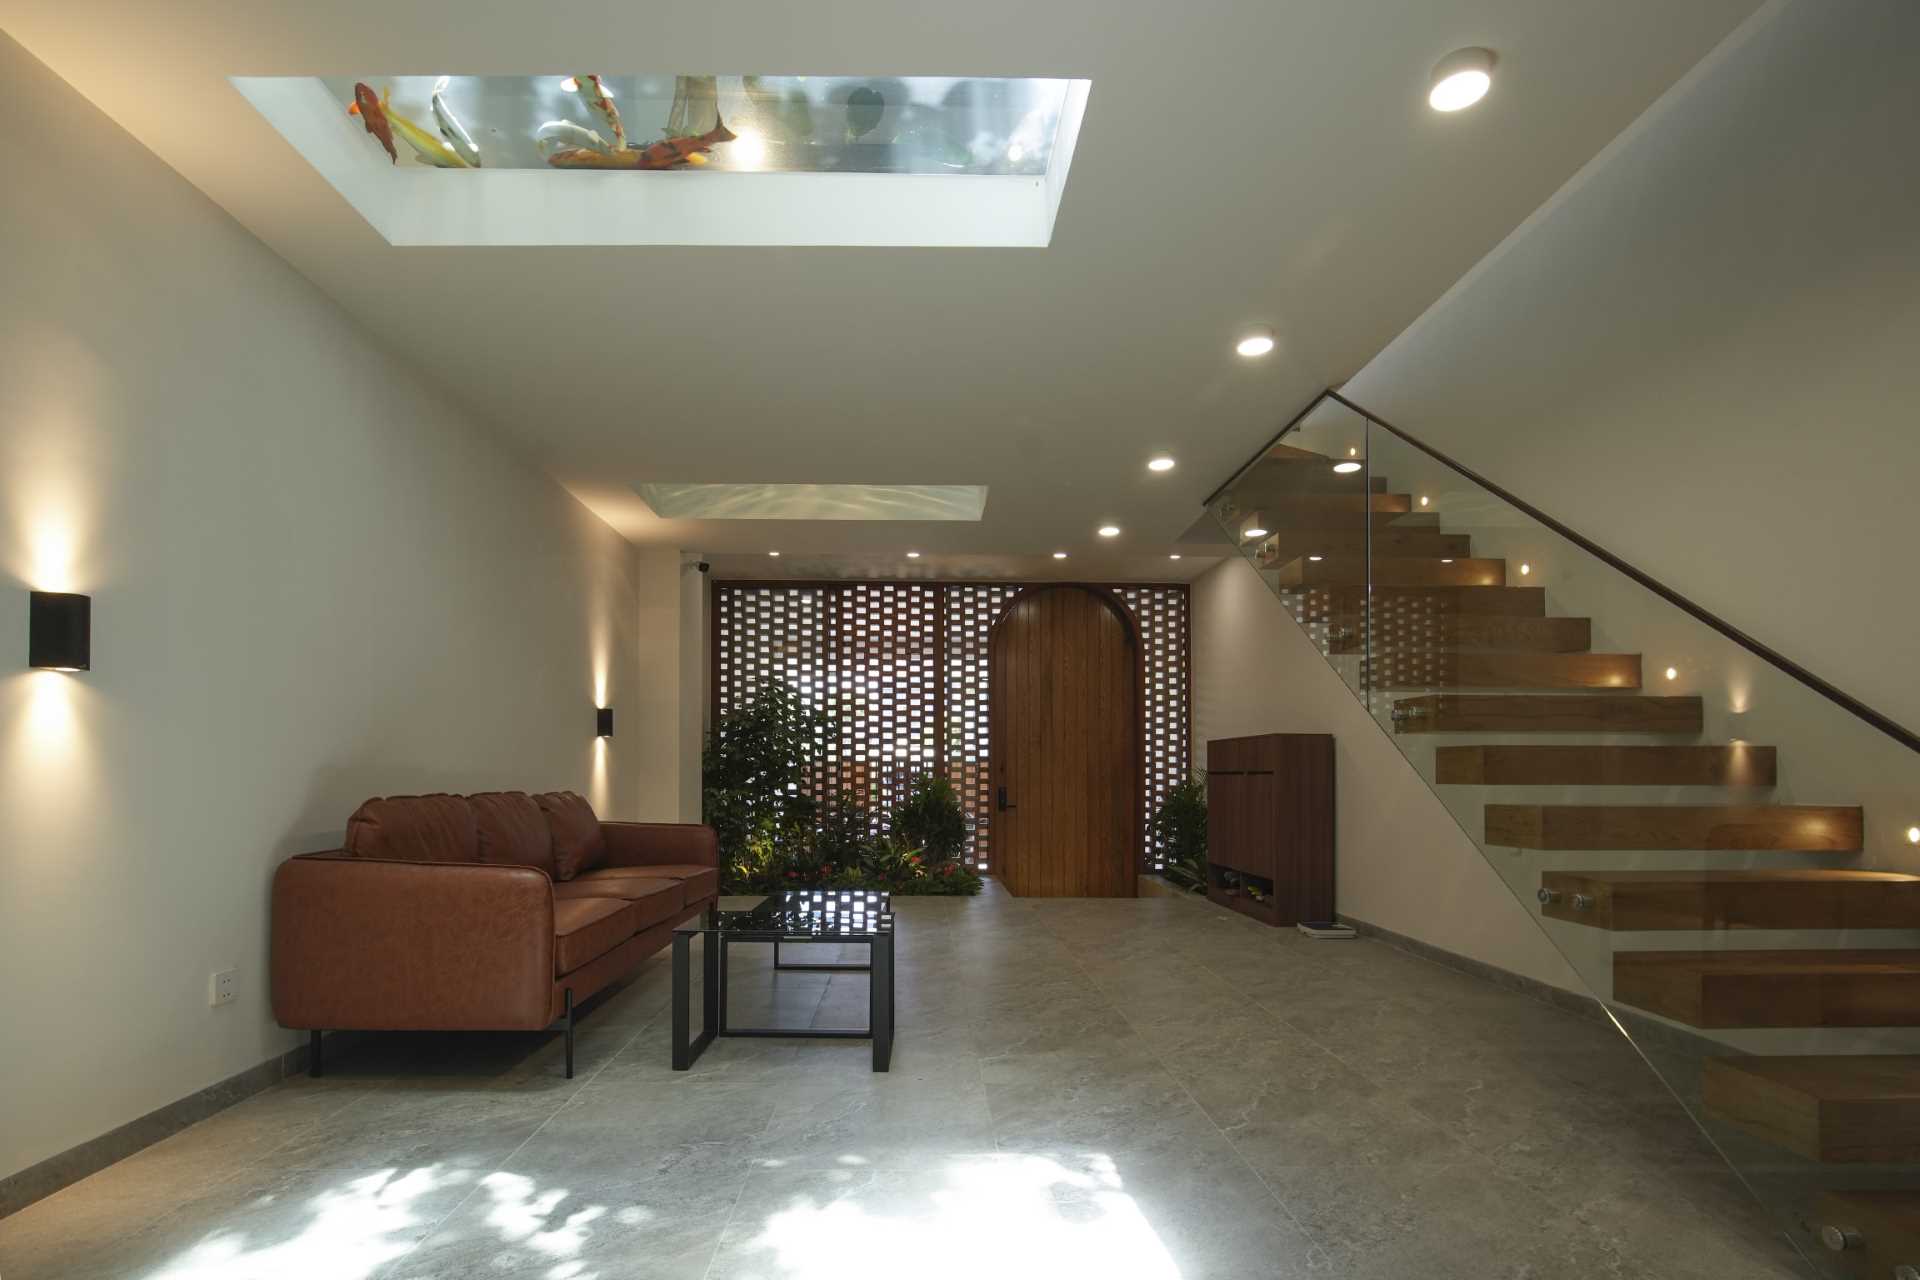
[{"x1": 1151, "y1": 771, "x2": 1208, "y2": 894}]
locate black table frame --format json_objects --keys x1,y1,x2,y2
[{"x1": 672, "y1": 899, "x2": 894, "y2": 1072}]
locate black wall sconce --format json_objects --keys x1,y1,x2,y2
[
  {"x1": 596, "y1": 706, "x2": 614, "y2": 738},
  {"x1": 29, "y1": 591, "x2": 90, "y2": 671}
]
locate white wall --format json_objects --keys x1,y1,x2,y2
[
  {"x1": 1190, "y1": 556, "x2": 1581, "y2": 991},
  {"x1": 1346, "y1": 0, "x2": 1920, "y2": 731},
  {"x1": 0, "y1": 31, "x2": 683, "y2": 1184}
]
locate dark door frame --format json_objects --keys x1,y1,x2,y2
[{"x1": 987, "y1": 584, "x2": 1145, "y2": 895}]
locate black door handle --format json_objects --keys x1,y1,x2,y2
[{"x1": 996, "y1": 786, "x2": 1015, "y2": 812}]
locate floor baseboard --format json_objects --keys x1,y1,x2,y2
[
  {"x1": 0, "y1": 1030, "x2": 349, "y2": 1221},
  {"x1": 1336, "y1": 911, "x2": 1736, "y2": 1065}
]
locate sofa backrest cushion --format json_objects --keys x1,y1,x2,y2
[
  {"x1": 535, "y1": 790, "x2": 606, "y2": 881},
  {"x1": 469, "y1": 791, "x2": 556, "y2": 877},
  {"x1": 343, "y1": 794, "x2": 479, "y2": 864}
]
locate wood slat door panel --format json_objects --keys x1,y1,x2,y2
[{"x1": 990, "y1": 587, "x2": 1139, "y2": 897}]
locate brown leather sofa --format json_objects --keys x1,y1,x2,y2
[{"x1": 271, "y1": 789, "x2": 718, "y2": 1077}]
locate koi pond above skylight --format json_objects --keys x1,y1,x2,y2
[{"x1": 233, "y1": 74, "x2": 1091, "y2": 248}]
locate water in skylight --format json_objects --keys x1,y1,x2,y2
[{"x1": 317, "y1": 74, "x2": 1072, "y2": 176}]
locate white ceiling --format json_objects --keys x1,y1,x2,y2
[{"x1": 0, "y1": 0, "x2": 1759, "y2": 582}]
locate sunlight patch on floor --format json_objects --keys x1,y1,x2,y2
[
  {"x1": 143, "y1": 1166, "x2": 461, "y2": 1280},
  {"x1": 741, "y1": 1152, "x2": 1182, "y2": 1280}
]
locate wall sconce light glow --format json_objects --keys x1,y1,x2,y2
[
  {"x1": 1051, "y1": 551, "x2": 1068, "y2": 560},
  {"x1": 1665, "y1": 667, "x2": 1679, "y2": 681},
  {"x1": 1419, "y1": 496, "x2": 1429, "y2": 507},
  {"x1": 29, "y1": 592, "x2": 91, "y2": 672},
  {"x1": 1235, "y1": 327, "x2": 1276, "y2": 358},
  {"x1": 1908, "y1": 826, "x2": 1920, "y2": 845},
  {"x1": 1519, "y1": 562, "x2": 1531, "y2": 576},
  {"x1": 1097, "y1": 525, "x2": 1121, "y2": 538},
  {"x1": 1147, "y1": 456, "x2": 1176, "y2": 473},
  {"x1": 1429, "y1": 48, "x2": 1495, "y2": 112},
  {"x1": 1332, "y1": 461, "x2": 1363, "y2": 474},
  {"x1": 596, "y1": 707, "x2": 614, "y2": 738}
]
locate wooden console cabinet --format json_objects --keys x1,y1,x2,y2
[{"x1": 1205, "y1": 733, "x2": 1334, "y2": 926}]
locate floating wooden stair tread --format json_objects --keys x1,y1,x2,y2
[
  {"x1": 1328, "y1": 615, "x2": 1593, "y2": 654},
  {"x1": 1392, "y1": 694, "x2": 1701, "y2": 733},
  {"x1": 1612, "y1": 950, "x2": 1920, "y2": 1028},
  {"x1": 1256, "y1": 530, "x2": 1473, "y2": 562},
  {"x1": 1290, "y1": 585, "x2": 1547, "y2": 617},
  {"x1": 1438, "y1": 744, "x2": 1777, "y2": 785},
  {"x1": 1272, "y1": 555, "x2": 1506, "y2": 588},
  {"x1": 1234, "y1": 492, "x2": 1414, "y2": 518},
  {"x1": 1373, "y1": 652, "x2": 1641, "y2": 690},
  {"x1": 1702, "y1": 1056, "x2": 1920, "y2": 1162},
  {"x1": 1540, "y1": 870, "x2": 1919, "y2": 930},
  {"x1": 1489, "y1": 804, "x2": 1862, "y2": 851}
]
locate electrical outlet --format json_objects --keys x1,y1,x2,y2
[{"x1": 210, "y1": 969, "x2": 237, "y2": 1007}]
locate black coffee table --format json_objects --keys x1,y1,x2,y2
[{"x1": 672, "y1": 890, "x2": 895, "y2": 1072}]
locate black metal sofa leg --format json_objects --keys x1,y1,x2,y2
[{"x1": 564, "y1": 988, "x2": 575, "y2": 1079}]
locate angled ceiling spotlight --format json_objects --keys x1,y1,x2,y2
[{"x1": 1429, "y1": 48, "x2": 1495, "y2": 113}]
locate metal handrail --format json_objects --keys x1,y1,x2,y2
[{"x1": 1208, "y1": 387, "x2": 1920, "y2": 758}]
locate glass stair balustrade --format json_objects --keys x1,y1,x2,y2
[{"x1": 1208, "y1": 391, "x2": 1920, "y2": 1280}]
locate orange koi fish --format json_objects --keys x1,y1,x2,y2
[{"x1": 348, "y1": 82, "x2": 397, "y2": 164}]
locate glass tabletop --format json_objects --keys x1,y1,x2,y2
[{"x1": 699, "y1": 890, "x2": 894, "y2": 937}]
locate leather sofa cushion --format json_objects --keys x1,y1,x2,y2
[
  {"x1": 554, "y1": 872, "x2": 684, "y2": 929},
  {"x1": 605, "y1": 863, "x2": 718, "y2": 902},
  {"x1": 554, "y1": 896, "x2": 638, "y2": 976},
  {"x1": 470, "y1": 791, "x2": 555, "y2": 877},
  {"x1": 536, "y1": 791, "x2": 606, "y2": 881},
  {"x1": 344, "y1": 794, "x2": 479, "y2": 864}
]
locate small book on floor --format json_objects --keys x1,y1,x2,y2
[{"x1": 1296, "y1": 920, "x2": 1356, "y2": 940}]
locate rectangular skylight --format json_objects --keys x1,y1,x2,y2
[
  {"x1": 231, "y1": 73, "x2": 1091, "y2": 248},
  {"x1": 635, "y1": 484, "x2": 987, "y2": 521}
]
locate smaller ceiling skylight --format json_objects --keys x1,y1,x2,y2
[
  {"x1": 233, "y1": 73, "x2": 1091, "y2": 248},
  {"x1": 635, "y1": 483, "x2": 987, "y2": 522}
]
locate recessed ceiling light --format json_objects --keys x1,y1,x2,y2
[
  {"x1": 1429, "y1": 48, "x2": 1494, "y2": 113},
  {"x1": 768, "y1": 550, "x2": 781, "y2": 558},
  {"x1": 1440, "y1": 558, "x2": 1453, "y2": 563},
  {"x1": 1909, "y1": 825, "x2": 1920, "y2": 845},
  {"x1": 906, "y1": 551, "x2": 921, "y2": 559},
  {"x1": 1098, "y1": 525, "x2": 1121, "y2": 538},
  {"x1": 1147, "y1": 456, "x2": 1176, "y2": 473},
  {"x1": 1052, "y1": 551, "x2": 1068, "y2": 560},
  {"x1": 1308, "y1": 555, "x2": 1324, "y2": 562},
  {"x1": 1168, "y1": 554, "x2": 1182, "y2": 560},
  {"x1": 1235, "y1": 327, "x2": 1276, "y2": 358},
  {"x1": 1332, "y1": 461, "x2": 1363, "y2": 474},
  {"x1": 1242, "y1": 526, "x2": 1269, "y2": 540}
]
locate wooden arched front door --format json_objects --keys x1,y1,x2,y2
[{"x1": 988, "y1": 586, "x2": 1140, "y2": 897}]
